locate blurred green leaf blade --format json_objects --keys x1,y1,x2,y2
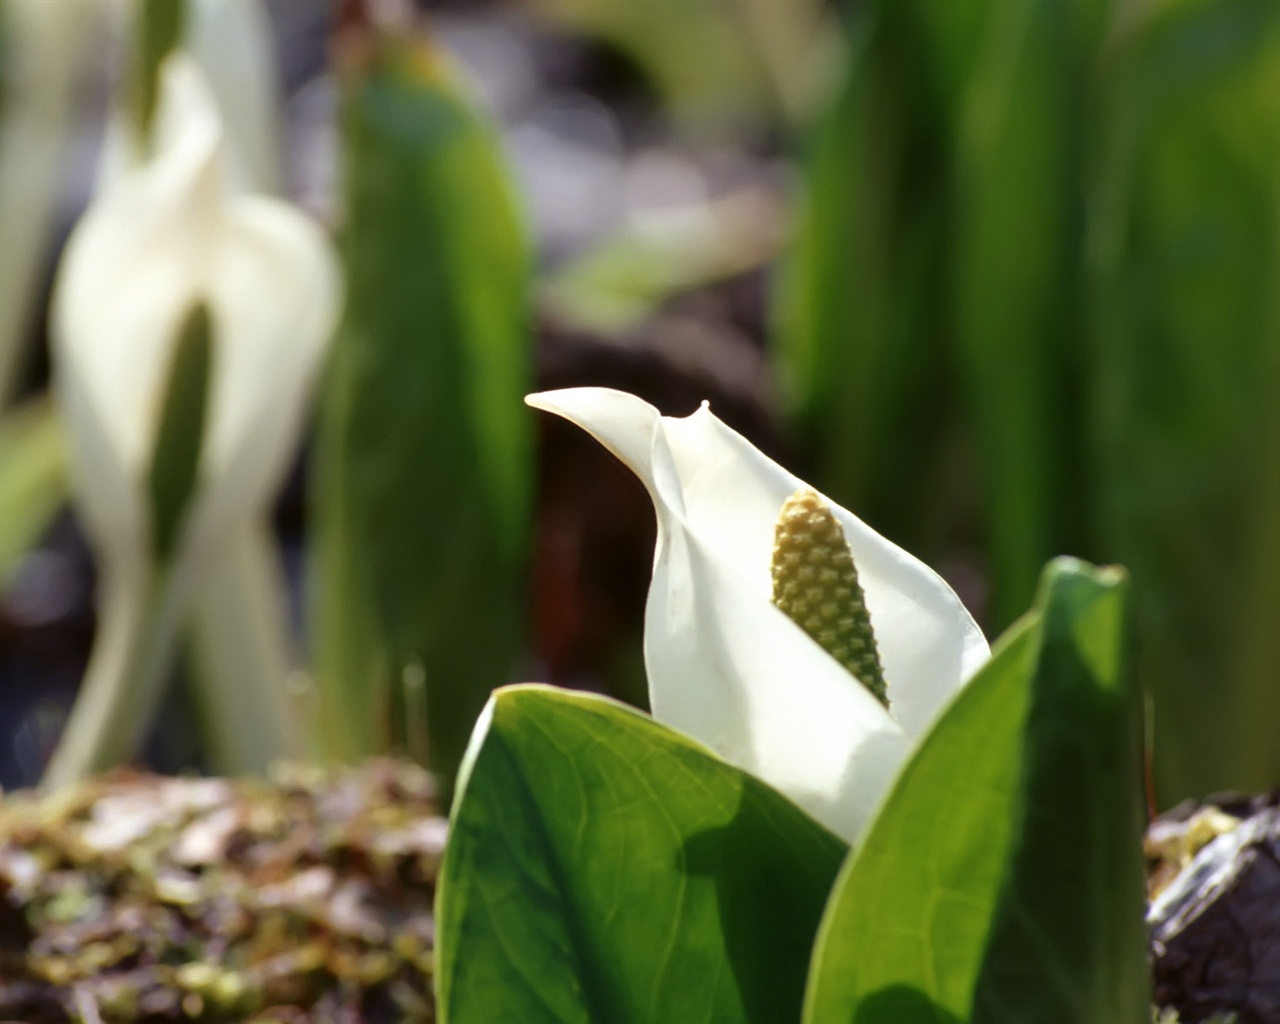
[
  {"x1": 1090, "y1": 0, "x2": 1280, "y2": 799},
  {"x1": 146, "y1": 302, "x2": 210, "y2": 564},
  {"x1": 437, "y1": 684, "x2": 848, "y2": 1024},
  {"x1": 773, "y1": 1, "x2": 961, "y2": 568},
  {"x1": 133, "y1": 0, "x2": 186, "y2": 139},
  {"x1": 804, "y1": 558, "x2": 1148, "y2": 1023},
  {"x1": 946, "y1": 0, "x2": 1089, "y2": 629},
  {"x1": 0, "y1": 398, "x2": 67, "y2": 583},
  {"x1": 312, "y1": 32, "x2": 532, "y2": 778}
]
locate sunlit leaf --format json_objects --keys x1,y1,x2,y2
[
  {"x1": 437, "y1": 685, "x2": 848, "y2": 1024},
  {"x1": 804, "y1": 558, "x2": 1148, "y2": 1023}
]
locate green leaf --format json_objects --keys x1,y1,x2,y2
[
  {"x1": 945, "y1": 0, "x2": 1095, "y2": 629},
  {"x1": 804, "y1": 558, "x2": 1148, "y2": 1023},
  {"x1": 132, "y1": 0, "x2": 186, "y2": 141},
  {"x1": 311, "y1": 32, "x2": 532, "y2": 780},
  {"x1": 146, "y1": 302, "x2": 211, "y2": 564},
  {"x1": 437, "y1": 685, "x2": 848, "y2": 1024},
  {"x1": 1088, "y1": 0, "x2": 1280, "y2": 800},
  {"x1": 541, "y1": 196, "x2": 776, "y2": 335},
  {"x1": 535, "y1": 0, "x2": 799, "y2": 129},
  {"x1": 0, "y1": 398, "x2": 67, "y2": 584},
  {"x1": 41, "y1": 557, "x2": 187, "y2": 789}
]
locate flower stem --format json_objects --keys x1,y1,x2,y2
[
  {"x1": 40, "y1": 558, "x2": 188, "y2": 789},
  {"x1": 188, "y1": 522, "x2": 298, "y2": 773}
]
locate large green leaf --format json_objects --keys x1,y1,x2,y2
[
  {"x1": 311, "y1": 30, "x2": 531, "y2": 779},
  {"x1": 804, "y1": 558, "x2": 1147, "y2": 1023},
  {"x1": 146, "y1": 302, "x2": 210, "y2": 564},
  {"x1": 437, "y1": 685, "x2": 848, "y2": 1024}
]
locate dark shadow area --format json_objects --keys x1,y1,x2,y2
[
  {"x1": 681, "y1": 777, "x2": 847, "y2": 1023},
  {"x1": 855, "y1": 985, "x2": 965, "y2": 1024}
]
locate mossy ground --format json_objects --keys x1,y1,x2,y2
[{"x1": 0, "y1": 760, "x2": 442, "y2": 1023}]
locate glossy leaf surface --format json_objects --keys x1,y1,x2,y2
[
  {"x1": 805, "y1": 558, "x2": 1147, "y2": 1023},
  {"x1": 438, "y1": 685, "x2": 848, "y2": 1024}
]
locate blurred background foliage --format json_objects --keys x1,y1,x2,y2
[
  {"x1": 0, "y1": 0, "x2": 1275, "y2": 809},
  {"x1": 311, "y1": 26, "x2": 531, "y2": 784},
  {"x1": 777, "y1": 0, "x2": 1280, "y2": 802}
]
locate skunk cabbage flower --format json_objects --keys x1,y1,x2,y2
[
  {"x1": 43, "y1": 54, "x2": 338, "y2": 786},
  {"x1": 54, "y1": 54, "x2": 337, "y2": 572},
  {"x1": 98, "y1": 0, "x2": 283, "y2": 196},
  {"x1": 527, "y1": 387, "x2": 989, "y2": 841}
]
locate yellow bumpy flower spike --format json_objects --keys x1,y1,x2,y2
[{"x1": 771, "y1": 488, "x2": 889, "y2": 707}]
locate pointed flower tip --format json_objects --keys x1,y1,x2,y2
[
  {"x1": 524, "y1": 390, "x2": 586, "y2": 421},
  {"x1": 523, "y1": 388, "x2": 661, "y2": 437}
]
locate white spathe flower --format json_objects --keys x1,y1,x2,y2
[
  {"x1": 43, "y1": 53, "x2": 338, "y2": 788},
  {"x1": 97, "y1": 0, "x2": 284, "y2": 196},
  {"x1": 527, "y1": 387, "x2": 990, "y2": 841},
  {"x1": 53, "y1": 53, "x2": 339, "y2": 568}
]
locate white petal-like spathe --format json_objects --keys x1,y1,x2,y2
[
  {"x1": 526, "y1": 387, "x2": 989, "y2": 840},
  {"x1": 97, "y1": 0, "x2": 283, "y2": 196},
  {"x1": 53, "y1": 55, "x2": 339, "y2": 558},
  {"x1": 186, "y1": 0, "x2": 284, "y2": 195}
]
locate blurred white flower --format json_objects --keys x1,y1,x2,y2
[
  {"x1": 55, "y1": 53, "x2": 337, "y2": 569},
  {"x1": 43, "y1": 54, "x2": 339, "y2": 785},
  {"x1": 527, "y1": 387, "x2": 989, "y2": 841},
  {"x1": 185, "y1": 0, "x2": 284, "y2": 194},
  {"x1": 98, "y1": 0, "x2": 283, "y2": 195}
]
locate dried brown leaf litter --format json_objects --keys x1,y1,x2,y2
[{"x1": 0, "y1": 760, "x2": 443, "y2": 1023}]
